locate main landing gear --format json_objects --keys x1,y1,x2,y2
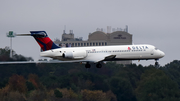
[
  {"x1": 96, "y1": 63, "x2": 102, "y2": 68},
  {"x1": 85, "y1": 62, "x2": 91, "y2": 68},
  {"x1": 85, "y1": 62, "x2": 102, "y2": 68}
]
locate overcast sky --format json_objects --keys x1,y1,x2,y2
[{"x1": 0, "y1": 0, "x2": 179, "y2": 66}]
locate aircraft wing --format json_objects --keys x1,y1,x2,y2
[
  {"x1": 0, "y1": 60, "x2": 82, "y2": 64},
  {"x1": 0, "y1": 61, "x2": 36, "y2": 64},
  {"x1": 84, "y1": 53, "x2": 116, "y2": 63},
  {"x1": 0, "y1": 54, "x2": 116, "y2": 64}
]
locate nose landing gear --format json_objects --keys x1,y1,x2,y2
[
  {"x1": 155, "y1": 59, "x2": 159, "y2": 68},
  {"x1": 155, "y1": 61, "x2": 159, "y2": 66}
]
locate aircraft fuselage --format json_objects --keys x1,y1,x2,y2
[{"x1": 40, "y1": 44, "x2": 165, "y2": 62}]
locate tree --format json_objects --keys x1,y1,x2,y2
[
  {"x1": 161, "y1": 60, "x2": 180, "y2": 88},
  {"x1": 136, "y1": 68, "x2": 180, "y2": 101},
  {"x1": 28, "y1": 90, "x2": 47, "y2": 101},
  {"x1": 58, "y1": 88, "x2": 78, "y2": 99},
  {"x1": 0, "y1": 90, "x2": 26, "y2": 101},
  {"x1": 28, "y1": 74, "x2": 41, "y2": 89},
  {"x1": 106, "y1": 90, "x2": 117, "y2": 101},
  {"x1": 109, "y1": 77, "x2": 136, "y2": 101},
  {"x1": 54, "y1": 89, "x2": 63, "y2": 98},
  {"x1": 8, "y1": 74, "x2": 27, "y2": 93},
  {"x1": 26, "y1": 81, "x2": 35, "y2": 91},
  {"x1": 81, "y1": 89, "x2": 109, "y2": 101},
  {"x1": 0, "y1": 47, "x2": 33, "y2": 61}
]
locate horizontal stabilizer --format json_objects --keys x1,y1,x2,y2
[{"x1": 16, "y1": 34, "x2": 31, "y2": 36}]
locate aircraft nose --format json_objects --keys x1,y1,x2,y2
[{"x1": 160, "y1": 51, "x2": 165, "y2": 57}]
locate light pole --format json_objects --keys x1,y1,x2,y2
[{"x1": 6, "y1": 31, "x2": 16, "y2": 58}]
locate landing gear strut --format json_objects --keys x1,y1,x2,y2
[{"x1": 155, "y1": 59, "x2": 159, "y2": 68}]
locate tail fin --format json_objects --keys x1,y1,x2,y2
[{"x1": 30, "y1": 31, "x2": 60, "y2": 51}]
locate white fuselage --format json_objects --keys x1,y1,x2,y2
[{"x1": 40, "y1": 44, "x2": 165, "y2": 62}]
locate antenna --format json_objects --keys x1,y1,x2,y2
[
  {"x1": 63, "y1": 25, "x2": 66, "y2": 34},
  {"x1": 64, "y1": 25, "x2": 66, "y2": 31},
  {"x1": 126, "y1": 25, "x2": 128, "y2": 32}
]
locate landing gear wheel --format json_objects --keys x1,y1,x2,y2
[
  {"x1": 85, "y1": 63, "x2": 91, "y2": 68},
  {"x1": 155, "y1": 61, "x2": 159, "y2": 66},
  {"x1": 96, "y1": 63, "x2": 102, "y2": 68},
  {"x1": 155, "y1": 61, "x2": 160, "y2": 68}
]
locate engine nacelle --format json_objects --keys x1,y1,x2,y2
[{"x1": 62, "y1": 50, "x2": 87, "y2": 59}]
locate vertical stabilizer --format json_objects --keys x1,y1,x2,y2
[{"x1": 30, "y1": 31, "x2": 60, "y2": 51}]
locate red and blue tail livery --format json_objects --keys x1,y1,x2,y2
[{"x1": 30, "y1": 31, "x2": 60, "y2": 51}]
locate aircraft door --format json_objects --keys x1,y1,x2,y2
[{"x1": 151, "y1": 49, "x2": 154, "y2": 55}]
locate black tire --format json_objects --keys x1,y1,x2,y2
[
  {"x1": 96, "y1": 63, "x2": 102, "y2": 68},
  {"x1": 155, "y1": 62, "x2": 159, "y2": 66},
  {"x1": 85, "y1": 63, "x2": 91, "y2": 68}
]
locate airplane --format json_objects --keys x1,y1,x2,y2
[{"x1": 1, "y1": 31, "x2": 165, "y2": 68}]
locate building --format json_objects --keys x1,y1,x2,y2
[{"x1": 54, "y1": 26, "x2": 132, "y2": 64}]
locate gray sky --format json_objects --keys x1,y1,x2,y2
[{"x1": 0, "y1": 0, "x2": 179, "y2": 66}]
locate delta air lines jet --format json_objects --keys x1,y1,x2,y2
[
  {"x1": 1, "y1": 31, "x2": 165, "y2": 68},
  {"x1": 31, "y1": 31, "x2": 165, "y2": 68}
]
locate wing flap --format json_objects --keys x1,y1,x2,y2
[
  {"x1": 85, "y1": 53, "x2": 116, "y2": 63},
  {"x1": 0, "y1": 54, "x2": 116, "y2": 64}
]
